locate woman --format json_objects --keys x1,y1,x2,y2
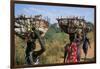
[
  {"x1": 64, "y1": 39, "x2": 78, "y2": 63},
  {"x1": 25, "y1": 27, "x2": 45, "y2": 65},
  {"x1": 82, "y1": 33, "x2": 91, "y2": 60},
  {"x1": 76, "y1": 30, "x2": 82, "y2": 62}
]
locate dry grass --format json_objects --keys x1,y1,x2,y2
[{"x1": 15, "y1": 31, "x2": 95, "y2": 65}]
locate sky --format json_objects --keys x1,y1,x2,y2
[{"x1": 15, "y1": 4, "x2": 94, "y2": 24}]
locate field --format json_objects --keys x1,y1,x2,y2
[{"x1": 15, "y1": 25, "x2": 95, "y2": 65}]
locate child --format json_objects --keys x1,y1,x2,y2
[{"x1": 64, "y1": 40, "x2": 78, "y2": 63}]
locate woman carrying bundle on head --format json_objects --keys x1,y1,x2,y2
[
  {"x1": 64, "y1": 35, "x2": 79, "y2": 63},
  {"x1": 25, "y1": 27, "x2": 46, "y2": 65}
]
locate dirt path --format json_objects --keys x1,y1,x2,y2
[{"x1": 80, "y1": 42, "x2": 95, "y2": 62}]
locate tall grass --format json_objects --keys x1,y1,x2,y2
[
  {"x1": 15, "y1": 31, "x2": 94, "y2": 65},
  {"x1": 15, "y1": 32, "x2": 70, "y2": 65}
]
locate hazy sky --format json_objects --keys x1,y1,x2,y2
[{"x1": 15, "y1": 4, "x2": 94, "y2": 24}]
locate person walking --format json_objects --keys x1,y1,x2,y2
[{"x1": 25, "y1": 27, "x2": 45, "y2": 65}]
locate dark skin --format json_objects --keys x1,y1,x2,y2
[
  {"x1": 64, "y1": 40, "x2": 74, "y2": 63},
  {"x1": 25, "y1": 28, "x2": 45, "y2": 65},
  {"x1": 64, "y1": 44, "x2": 69, "y2": 63},
  {"x1": 64, "y1": 32, "x2": 81, "y2": 63},
  {"x1": 83, "y1": 36, "x2": 91, "y2": 60}
]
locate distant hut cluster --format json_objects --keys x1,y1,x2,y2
[{"x1": 15, "y1": 15, "x2": 49, "y2": 38}]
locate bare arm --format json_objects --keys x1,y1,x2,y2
[
  {"x1": 33, "y1": 30, "x2": 45, "y2": 56},
  {"x1": 64, "y1": 48, "x2": 67, "y2": 63},
  {"x1": 86, "y1": 37, "x2": 91, "y2": 48}
]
